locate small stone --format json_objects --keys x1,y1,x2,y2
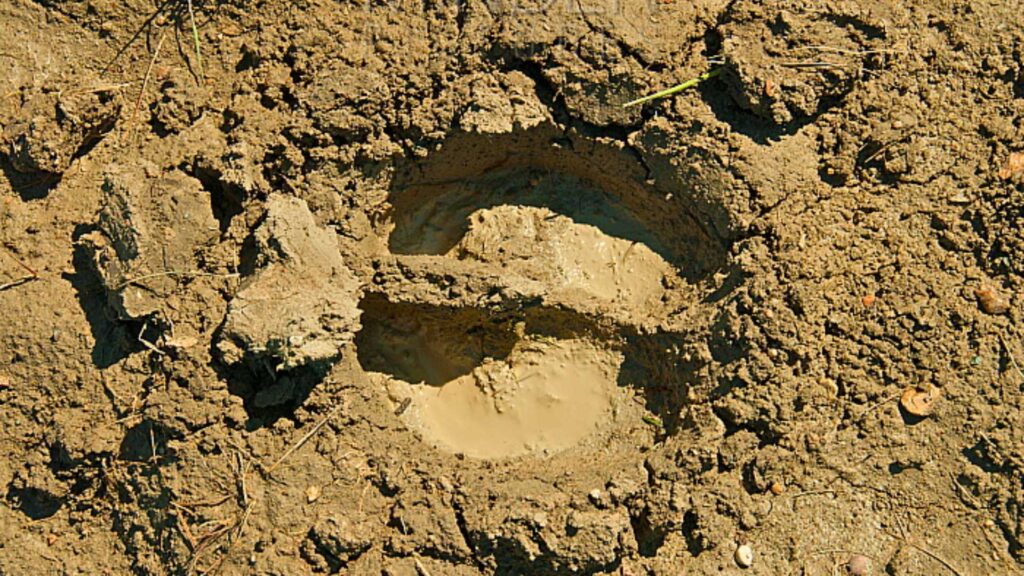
[
  {"x1": 734, "y1": 543, "x2": 754, "y2": 568},
  {"x1": 975, "y1": 287, "x2": 1010, "y2": 315},
  {"x1": 861, "y1": 294, "x2": 877, "y2": 308},
  {"x1": 588, "y1": 489, "x2": 602, "y2": 503},
  {"x1": 998, "y1": 151, "x2": 1024, "y2": 179},
  {"x1": 221, "y1": 21, "x2": 243, "y2": 36},
  {"x1": 846, "y1": 553, "x2": 871, "y2": 575},
  {"x1": 437, "y1": 476, "x2": 454, "y2": 492},
  {"x1": 305, "y1": 485, "x2": 321, "y2": 503},
  {"x1": 948, "y1": 192, "x2": 970, "y2": 205},
  {"x1": 163, "y1": 335, "x2": 198, "y2": 350},
  {"x1": 900, "y1": 387, "x2": 940, "y2": 417},
  {"x1": 769, "y1": 481, "x2": 784, "y2": 496},
  {"x1": 0, "y1": 373, "x2": 9, "y2": 389}
]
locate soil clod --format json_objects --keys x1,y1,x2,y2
[{"x1": 217, "y1": 195, "x2": 362, "y2": 372}]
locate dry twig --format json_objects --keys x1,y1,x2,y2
[
  {"x1": 267, "y1": 403, "x2": 345, "y2": 474},
  {"x1": 115, "y1": 270, "x2": 239, "y2": 290},
  {"x1": 0, "y1": 275, "x2": 37, "y2": 291},
  {"x1": 903, "y1": 540, "x2": 964, "y2": 576},
  {"x1": 129, "y1": 30, "x2": 167, "y2": 140},
  {"x1": 855, "y1": 392, "x2": 901, "y2": 422},
  {"x1": 0, "y1": 249, "x2": 39, "y2": 292},
  {"x1": 999, "y1": 334, "x2": 1023, "y2": 382}
]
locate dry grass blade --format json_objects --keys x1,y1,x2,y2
[
  {"x1": 0, "y1": 249, "x2": 39, "y2": 292},
  {"x1": 3, "y1": 250, "x2": 38, "y2": 277},
  {"x1": 115, "y1": 270, "x2": 239, "y2": 290},
  {"x1": 129, "y1": 29, "x2": 168, "y2": 139},
  {"x1": 267, "y1": 403, "x2": 345, "y2": 474},
  {"x1": 0, "y1": 275, "x2": 37, "y2": 292},
  {"x1": 101, "y1": 0, "x2": 175, "y2": 75},
  {"x1": 904, "y1": 541, "x2": 964, "y2": 576},
  {"x1": 999, "y1": 334, "x2": 1023, "y2": 381}
]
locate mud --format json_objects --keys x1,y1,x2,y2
[{"x1": 1, "y1": 0, "x2": 1024, "y2": 575}]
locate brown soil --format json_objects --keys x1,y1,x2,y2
[{"x1": 1, "y1": 0, "x2": 1022, "y2": 574}]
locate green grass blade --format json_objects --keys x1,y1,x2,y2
[
  {"x1": 187, "y1": 0, "x2": 203, "y2": 80},
  {"x1": 623, "y1": 68, "x2": 721, "y2": 108}
]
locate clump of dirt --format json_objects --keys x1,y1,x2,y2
[
  {"x1": 717, "y1": 1, "x2": 894, "y2": 125},
  {"x1": 85, "y1": 162, "x2": 220, "y2": 324},
  {"x1": 217, "y1": 194, "x2": 362, "y2": 376},
  {"x1": 3, "y1": 86, "x2": 121, "y2": 176},
  {"x1": 1, "y1": 0, "x2": 1024, "y2": 574}
]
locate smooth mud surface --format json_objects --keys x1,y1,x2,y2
[
  {"x1": 1, "y1": 0, "x2": 1023, "y2": 575},
  {"x1": 383, "y1": 337, "x2": 623, "y2": 459}
]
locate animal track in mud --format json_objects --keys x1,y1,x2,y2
[{"x1": 356, "y1": 126, "x2": 727, "y2": 459}]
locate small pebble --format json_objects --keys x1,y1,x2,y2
[
  {"x1": 0, "y1": 373, "x2": 9, "y2": 389},
  {"x1": 998, "y1": 151, "x2": 1024, "y2": 179},
  {"x1": 900, "y1": 387, "x2": 940, "y2": 417},
  {"x1": 221, "y1": 22, "x2": 244, "y2": 37},
  {"x1": 975, "y1": 287, "x2": 1010, "y2": 315},
  {"x1": 305, "y1": 485, "x2": 321, "y2": 503},
  {"x1": 948, "y1": 192, "x2": 970, "y2": 204},
  {"x1": 846, "y1": 554, "x2": 871, "y2": 575},
  {"x1": 769, "y1": 481, "x2": 784, "y2": 496},
  {"x1": 861, "y1": 294, "x2": 877, "y2": 308},
  {"x1": 734, "y1": 543, "x2": 754, "y2": 568}
]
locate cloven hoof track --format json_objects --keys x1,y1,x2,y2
[{"x1": 356, "y1": 126, "x2": 727, "y2": 459}]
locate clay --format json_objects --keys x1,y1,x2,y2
[
  {"x1": 453, "y1": 205, "x2": 680, "y2": 326},
  {"x1": 216, "y1": 195, "x2": 362, "y2": 372},
  {"x1": 390, "y1": 338, "x2": 622, "y2": 459},
  {"x1": 3, "y1": 88, "x2": 121, "y2": 175},
  {"x1": 87, "y1": 162, "x2": 220, "y2": 323}
]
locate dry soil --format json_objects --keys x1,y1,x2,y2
[{"x1": 1, "y1": 0, "x2": 1023, "y2": 575}]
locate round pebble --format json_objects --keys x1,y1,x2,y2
[
  {"x1": 846, "y1": 554, "x2": 870, "y2": 575},
  {"x1": 975, "y1": 287, "x2": 1010, "y2": 315},
  {"x1": 900, "y1": 386, "x2": 939, "y2": 417},
  {"x1": 734, "y1": 543, "x2": 754, "y2": 568}
]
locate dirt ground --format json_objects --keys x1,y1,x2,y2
[{"x1": 1, "y1": 0, "x2": 1023, "y2": 574}]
